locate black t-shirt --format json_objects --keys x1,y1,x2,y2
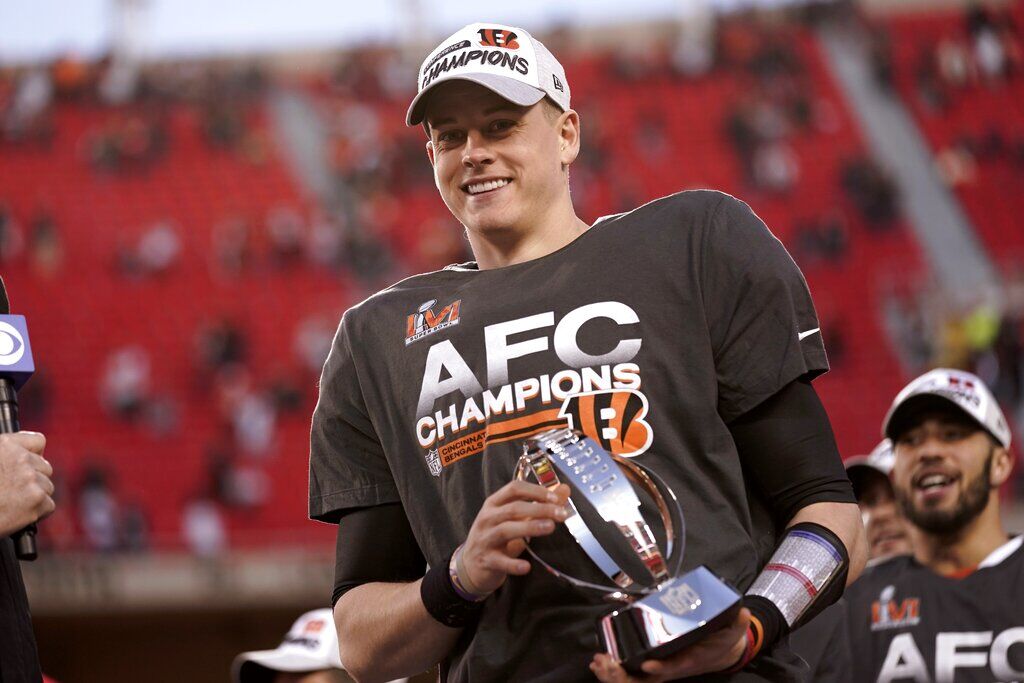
[
  {"x1": 0, "y1": 537, "x2": 42, "y2": 682},
  {"x1": 309, "y1": 190, "x2": 829, "y2": 682},
  {"x1": 790, "y1": 602, "x2": 852, "y2": 683},
  {"x1": 843, "y1": 536, "x2": 1024, "y2": 683}
]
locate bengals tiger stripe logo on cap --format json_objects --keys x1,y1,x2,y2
[{"x1": 478, "y1": 28, "x2": 520, "y2": 49}]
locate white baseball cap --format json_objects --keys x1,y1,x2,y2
[
  {"x1": 846, "y1": 439, "x2": 896, "y2": 477},
  {"x1": 232, "y1": 609, "x2": 344, "y2": 682},
  {"x1": 882, "y1": 368, "x2": 1011, "y2": 448},
  {"x1": 406, "y1": 22, "x2": 570, "y2": 126},
  {"x1": 845, "y1": 440, "x2": 896, "y2": 500}
]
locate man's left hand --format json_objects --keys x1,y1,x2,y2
[{"x1": 591, "y1": 607, "x2": 751, "y2": 682}]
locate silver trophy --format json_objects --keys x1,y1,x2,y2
[{"x1": 516, "y1": 428, "x2": 741, "y2": 674}]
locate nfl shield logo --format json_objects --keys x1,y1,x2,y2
[
  {"x1": 660, "y1": 582, "x2": 702, "y2": 616},
  {"x1": 426, "y1": 449, "x2": 442, "y2": 477}
]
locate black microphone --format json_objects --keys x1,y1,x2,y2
[{"x1": 0, "y1": 276, "x2": 39, "y2": 561}]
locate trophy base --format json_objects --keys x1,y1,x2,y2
[{"x1": 598, "y1": 566, "x2": 742, "y2": 674}]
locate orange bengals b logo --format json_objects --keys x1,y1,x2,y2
[
  {"x1": 478, "y1": 28, "x2": 520, "y2": 49},
  {"x1": 558, "y1": 390, "x2": 653, "y2": 457}
]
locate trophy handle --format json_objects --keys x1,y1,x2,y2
[
  {"x1": 516, "y1": 428, "x2": 687, "y2": 598},
  {"x1": 612, "y1": 456, "x2": 686, "y2": 582},
  {"x1": 513, "y1": 453, "x2": 641, "y2": 595}
]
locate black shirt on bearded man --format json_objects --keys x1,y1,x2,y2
[
  {"x1": 843, "y1": 535, "x2": 1024, "y2": 683},
  {"x1": 309, "y1": 190, "x2": 830, "y2": 682}
]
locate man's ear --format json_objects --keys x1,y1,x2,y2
[
  {"x1": 991, "y1": 446, "x2": 1013, "y2": 487},
  {"x1": 558, "y1": 109, "x2": 581, "y2": 169},
  {"x1": 426, "y1": 140, "x2": 443, "y2": 191}
]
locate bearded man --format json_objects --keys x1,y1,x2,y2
[{"x1": 843, "y1": 368, "x2": 1023, "y2": 683}]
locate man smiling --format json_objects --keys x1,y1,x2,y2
[
  {"x1": 310, "y1": 22, "x2": 865, "y2": 682},
  {"x1": 843, "y1": 368, "x2": 1023, "y2": 682},
  {"x1": 422, "y1": 81, "x2": 588, "y2": 269}
]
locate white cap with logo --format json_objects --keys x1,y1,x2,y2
[
  {"x1": 406, "y1": 22, "x2": 570, "y2": 126},
  {"x1": 233, "y1": 609, "x2": 344, "y2": 682},
  {"x1": 882, "y1": 368, "x2": 1011, "y2": 448},
  {"x1": 233, "y1": 609, "x2": 409, "y2": 683}
]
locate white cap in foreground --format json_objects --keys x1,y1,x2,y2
[
  {"x1": 233, "y1": 609, "x2": 410, "y2": 683},
  {"x1": 233, "y1": 609, "x2": 344, "y2": 682},
  {"x1": 882, "y1": 368, "x2": 1011, "y2": 449},
  {"x1": 407, "y1": 22, "x2": 570, "y2": 126}
]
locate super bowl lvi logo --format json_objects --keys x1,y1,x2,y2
[
  {"x1": 425, "y1": 449, "x2": 442, "y2": 477},
  {"x1": 406, "y1": 299, "x2": 461, "y2": 346},
  {"x1": 870, "y1": 584, "x2": 920, "y2": 631}
]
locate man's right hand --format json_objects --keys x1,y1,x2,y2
[
  {"x1": 457, "y1": 480, "x2": 571, "y2": 596},
  {"x1": 0, "y1": 432, "x2": 54, "y2": 537}
]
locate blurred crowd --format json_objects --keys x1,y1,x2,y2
[
  {"x1": 85, "y1": 296, "x2": 336, "y2": 556},
  {"x1": 0, "y1": 202, "x2": 63, "y2": 278},
  {"x1": 0, "y1": 55, "x2": 271, "y2": 165},
  {"x1": 871, "y1": 3, "x2": 1024, "y2": 456},
  {"x1": 865, "y1": 4, "x2": 1024, "y2": 190},
  {"x1": 885, "y1": 265, "x2": 1024, "y2": 433},
  {"x1": 913, "y1": 4, "x2": 1021, "y2": 109}
]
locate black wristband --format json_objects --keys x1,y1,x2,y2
[
  {"x1": 420, "y1": 549, "x2": 484, "y2": 628},
  {"x1": 743, "y1": 594, "x2": 787, "y2": 659}
]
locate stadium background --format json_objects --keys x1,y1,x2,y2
[{"x1": 1, "y1": 0, "x2": 1022, "y2": 679}]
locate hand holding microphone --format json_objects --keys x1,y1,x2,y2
[
  {"x1": 0, "y1": 432, "x2": 54, "y2": 537},
  {"x1": 0, "y1": 276, "x2": 46, "y2": 559}
]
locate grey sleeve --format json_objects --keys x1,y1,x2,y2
[
  {"x1": 308, "y1": 311, "x2": 400, "y2": 523},
  {"x1": 701, "y1": 194, "x2": 829, "y2": 423}
]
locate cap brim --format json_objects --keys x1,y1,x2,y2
[
  {"x1": 407, "y1": 73, "x2": 546, "y2": 126},
  {"x1": 882, "y1": 394, "x2": 987, "y2": 442},
  {"x1": 232, "y1": 649, "x2": 332, "y2": 683},
  {"x1": 844, "y1": 459, "x2": 892, "y2": 500},
  {"x1": 844, "y1": 455, "x2": 886, "y2": 475}
]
